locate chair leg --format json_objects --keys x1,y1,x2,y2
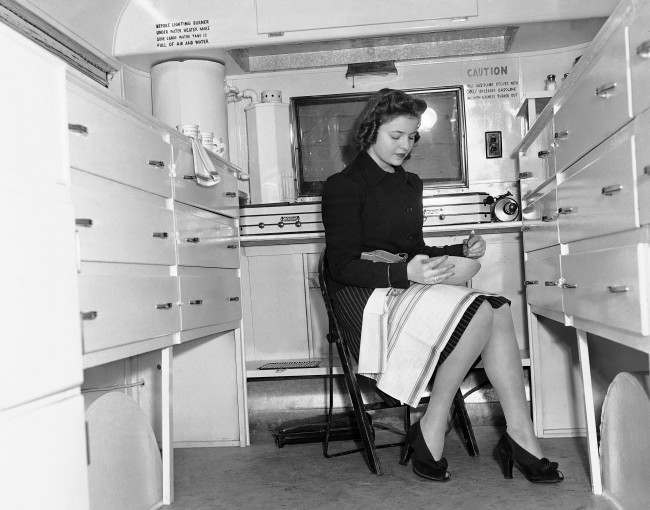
[
  {"x1": 336, "y1": 340, "x2": 383, "y2": 475},
  {"x1": 453, "y1": 389, "x2": 479, "y2": 456}
]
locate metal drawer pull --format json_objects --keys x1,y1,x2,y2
[
  {"x1": 519, "y1": 171, "x2": 533, "y2": 179},
  {"x1": 554, "y1": 130, "x2": 569, "y2": 140},
  {"x1": 189, "y1": 299, "x2": 203, "y2": 305},
  {"x1": 68, "y1": 123, "x2": 88, "y2": 135},
  {"x1": 537, "y1": 150, "x2": 550, "y2": 158},
  {"x1": 75, "y1": 218, "x2": 93, "y2": 227},
  {"x1": 185, "y1": 237, "x2": 200, "y2": 243},
  {"x1": 562, "y1": 283, "x2": 577, "y2": 289},
  {"x1": 80, "y1": 310, "x2": 98, "y2": 320},
  {"x1": 544, "y1": 280, "x2": 558, "y2": 286},
  {"x1": 156, "y1": 302, "x2": 173, "y2": 310},
  {"x1": 636, "y1": 40, "x2": 650, "y2": 59},
  {"x1": 601, "y1": 184, "x2": 623, "y2": 196},
  {"x1": 183, "y1": 175, "x2": 196, "y2": 180},
  {"x1": 595, "y1": 83, "x2": 617, "y2": 98},
  {"x1": 148, "y1": 160, "x2": 165, "y2": 168},
  {"x1": 258, "y1": 222, "x2": 265, "y2": 229},
  {"x1": 644, "y1": 165, "x2": 650, "y2": 176},
  {"x1": 228, "y1": 296, "x2": 240, "y2": 302},
  {"x1": 152, "y1": 232, "x2": 169, "y2": 239},
  {"x1": 524, "y1": 280, "x2": 539, "y2": 285},
  {"x1": 226, "y1": 244, "x2": 238, "y2": 249},
  {"x1": 224, "y1": 191, "x2": 237, "y2": 197},
  {"x1": 607, "y1": 285, "x2": 629, "y2": 293},
  {"x1": 541, "y1": 215, "x2": 556, "y2": 222},
  {"x1": 277, "y1": 221, "x2": 284, "y2": 228},
  {"x1": 558, "y1": 207, "x2": 576, "y2": 215}
]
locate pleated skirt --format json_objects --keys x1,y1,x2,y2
[{"x1": 332, "y1": 283, "x2": 510, "y2": 407}]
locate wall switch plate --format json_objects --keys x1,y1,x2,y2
[{"x1": 485, "y1": 131, "x2": 502, "y2": 159}]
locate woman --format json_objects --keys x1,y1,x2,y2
[{"x1": 321, "y1": 88, "x2": 563, "y2": 483}]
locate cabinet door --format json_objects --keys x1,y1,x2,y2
[
  {"x1": 522, "y1": 186, "x2": 560, "y2": 252},
  {"x1": 523, "y1": 245, "x2": 564, "y2": 314},
  {"x1": 241, "y1": 253, "x2": 309, "y2": 360}
]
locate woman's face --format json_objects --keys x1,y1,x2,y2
[{"x1": 367, "y1": 114, "x2": 420, "y2": 171}]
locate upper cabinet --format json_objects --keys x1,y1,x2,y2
[{"x1": 255, "y1": 0, "x2": 477, "y2": 34}]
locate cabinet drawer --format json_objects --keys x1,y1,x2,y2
[
  {"x1": 522, "y1": 187, "x2": 559, "y2": 252},
  {"x1": 179, "y1": 267, "x2": 241, "y2": 331},
  {"x1": 562, "y1": 244, "x2": 649, "y2": 335},
  {"x1": 523, "y1": 245, "x2": 563, "y2": 313},
  {"x1": 635, "y1": 110, "x2": 650, "y2": 226},
  {"x1": 172, "y1": 140, "x2": 239, "y2": 216},
  {"x1": 629, "y1": 2, "x2": 650, "y2": 116},
  {"x1": 175, "y1": 203, "x2": 239, "y2": 268},
  {"x1": 68, "y1": 85, "x2": 171, "y2": 197},
  {"x1": 72, "y1": 170, "x2": 175, "y2": 265},
  {"x1": 553, "y1": 25, "x2": 632, "y2": 173},
  {"x1": 79, "y1": 270, "x2": 180, "y2": 353},
  {"x1": 520, "y1": 121, "x2": 556, "y2": 200},
  {"x1": 557, "y1": 130, "x2": 637, "y2": 244}
]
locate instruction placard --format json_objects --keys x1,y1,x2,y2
[
  {"x1": 155, "y1": 19, "x2": 212, "y2": 49},
  {"x1": 464, "y1": 64, "x2": 519, "y2": 101}
]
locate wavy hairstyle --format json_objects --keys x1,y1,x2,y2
[{"x1": 355, "y1": 88, "x2": 427, "y2": 152}]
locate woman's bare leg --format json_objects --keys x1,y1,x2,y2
[{"x1": 420, "y1": 303, "x2": 542, "y2": 460}]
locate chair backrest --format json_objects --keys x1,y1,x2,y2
[{"x1": 318, "y1": 250, "x2": 340, "y2": 343}]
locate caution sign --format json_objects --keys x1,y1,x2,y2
[
  {"x1": 464, "y1": 64, "x2": 519, "y2": 101},
  {"x1": 155, "y1": 19, "x2": 211, "y2": 49}
]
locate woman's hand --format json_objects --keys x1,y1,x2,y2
[
  {"x1": 463, "y1": 232, "x2": 486, "y2": 259},
  {"x1": 407, "y1": 255, "x2": 455, "y2": 285}
]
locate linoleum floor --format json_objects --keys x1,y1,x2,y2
[{"x1": 167, "y1": 426, "x2": 615, "y2": 510}]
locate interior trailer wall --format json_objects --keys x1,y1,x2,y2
[{"x1": 226, "y1": 45, "x2": 588, "y2": 188}]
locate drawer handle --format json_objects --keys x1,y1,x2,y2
[
  {"x1": 601, "y1": 184, "x2": 622, "y2": 196},
  {"x1": 184, "y1": 175, "x2": 197, "y2": 180},
  {"x1": 75, "y1": 218, "x2": 93, "y2": 228},
  {"x1": 80, "y1": 310, "x2": 98, "y2": 320},
  {"x1": 152, "y1": 232, "x2": 169, "y2": 239},
  {"x1": 185, "y1": 237, "x2": 200, "y2": 243},
  {"x1": 524, "y1": 280, "x2": 539, "y2": 285},
  {"x1": 595, "y1": 83, "x2": 617, "y2": 98},
  {"x1": 541, "y1": 215, "x2": 556, "y2": 222},
  {"x1": 258, "y1": 222, "x2": 265, "y2": 229},
  {"x1": 227, "y1": 244, "x2": 238, "y2": 249},
  {"x1": 189, "y1": 299, "x2": 204, "y2": 305},
  {"x1": 519, "y1": 171, "x2": 533, "y2": 179},
  {"x1": 224, "y1": 191, "x2": 237, "y2": 197},
  {"x1": 228, "y1": 296, "x2": 240, "y2": 302},
  {"x1": 562, "y1": 283, "x2": 577, "y2": 289},
  {"x1": 277, "y1": 221, "x2": 284, "y2": 228},
  {"x1": 558, "y1": 207, "x2": 576, "y2": 215},
  {"x1": 521, "y1": 225, "x2": 532, "y2": 231},
  {"x1": 636, "y1": 40, "x2": 650, "y2": 59},
  {"x1": 554, "y1": 130, "x2": 569, "y2": 140},
  {"x1": 537, "y1": 150, "x2": 550, "y2": 159},
  {"x1": 645, "y1": 165, "x2": 650, "y2": 176},
  {"x1": 544, "y1": 280, "x2": 558, "y2": 286},
  {"x1": 148, "y1": 160, "x2": 165, "y2": 168},
  {"x1": 68, "y1": 123, "x2": 88, "y2": 135},
  {"x1": 607, "y1": 285, "x2": 629, "y2": 293},
  {"x1": 156, "y1": 302, "x2": 173, "y2": 310}
]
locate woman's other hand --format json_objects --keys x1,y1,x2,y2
[
  {"x1": 407, "y1": 255, "x2": 455, "y2": 285},
  {"x1": 463, "y1": 232, "x2": 486, "y2": 258}
]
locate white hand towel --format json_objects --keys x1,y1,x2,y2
[
  {"x1": 190, "y1": 138, "x2": 221, "y2": 187},
  {"x1": 358, "y1": 288, "x2": 390, "y2": 376}
]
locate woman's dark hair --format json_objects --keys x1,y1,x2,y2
[{"x1": 355, "y1": 88, "x2": 427, "y2": 151}]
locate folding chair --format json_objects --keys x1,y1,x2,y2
[{"x1": 318, "y1": 250, "x2": 479, "y2": 475}]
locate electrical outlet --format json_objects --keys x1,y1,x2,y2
[{"x1": 485, "y1": 131, "x2": 502, "y2": 159}]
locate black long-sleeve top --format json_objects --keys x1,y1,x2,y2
[{"x1": 321, "y1": 151, "x2": 464, "y2": 296}]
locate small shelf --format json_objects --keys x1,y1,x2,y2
[
  {"x1": 246, "y1": 359, "x2": 343, "y2": 378},
  {"x1": 515, "y1": 91, "x2": 553, "y2": 119}
]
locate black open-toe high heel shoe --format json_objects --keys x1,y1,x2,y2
[
  {"x1": 399, "y1": 421, "x2": 451, "y2": 482},
  {"x1": 495, "y1": 433, "x2": 564, "y2": 483}
]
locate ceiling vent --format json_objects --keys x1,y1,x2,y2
[{"x1": 229, "y1": 26, "x2": 517, "y2": 73}]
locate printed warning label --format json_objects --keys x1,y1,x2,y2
[
  {"x1": 155, "y1": 19, "x2": 211, "y2": 49},
  {"x1": 464, "y1": 65, "x2": 519, "y2": 101}
]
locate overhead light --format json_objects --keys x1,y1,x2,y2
[{"x1": 345, "y1": 60, "x2": 397, "y2": 79}]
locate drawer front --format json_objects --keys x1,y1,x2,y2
[
  {"x1": 79, "y1": 273, "x2": 180, "y2": 353},
  {"x1": 522, "y1": 188, "x2": 559, "y2": 252},
  {"x1": 172, "y1": 141, "x2": 239, "y2": 216},
  {"x1": 629, "y1": 3, "x2": 650, "y2": 116},
  {"x1": 553, "y1": 26, "x2": 632, "y2": 173},
  {"x1": 72, "y1": 170, "x2": 175, "y2": 265},
  {"x1": 557, "y1": 133, "x2": 637, "y2": 243},
  {"x1": 176, "y1": 203, "x2": 239, "y2": 268},
  {"x1": 524, "y1": 247, "x2": 563, "y2": 313},
  {"x1": 68, "y1": 86, "x2": 172, "y2": 197},
  {"x1": 635, "y1": 112, "x2": 650, "y2": 226},
  {"x1": 179, "y1": 268, "x2": 241, "y2": 330},
  {"x1": 562, "y1": 244, "x2": 648, "y2": 335}
]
